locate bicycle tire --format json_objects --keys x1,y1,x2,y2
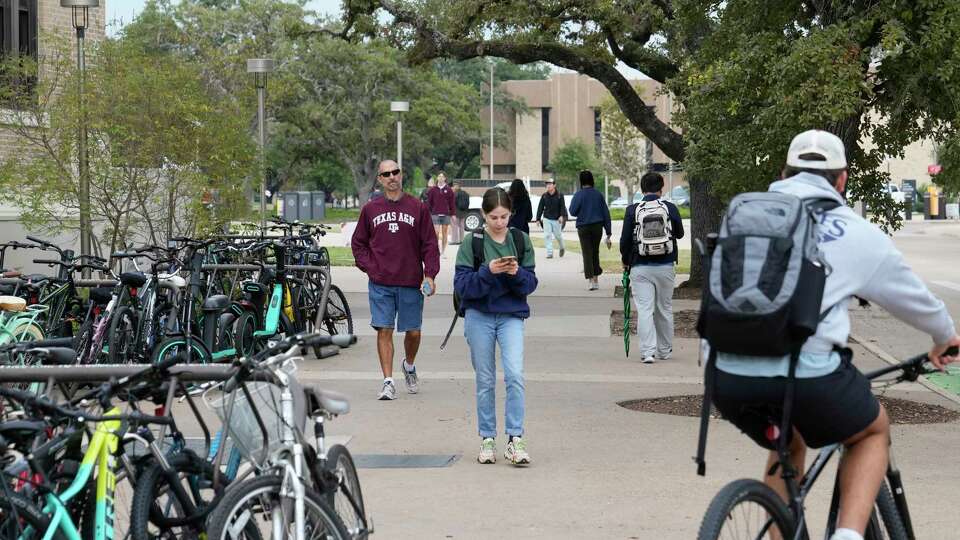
[
  {"x1": 863, "y1": 481, "x2": 909, "y2": 540},
  {"x1": 150, "y1": 336, "x2": 211, "y2": 365},
  {"x1": 323, "y1": 285, "x2": 353, "y2": 336},
  {"x1": 107, "y1": 306, "x2": 137, "y2": 364},
  {"x1": 324, "y1": 444, "x2": 368, "y2": 539},
  {"x1": 233, "y1": 310, "x2": 258, "y2": 358},
  {"x1": 130, "y1": 452, "x2": 218, "y2": 539},
  {"x1": 206, "y1": 474, "x2": 350, "y2": 540},
  {"x1": 0, "y1": 489, "x2": 65, "y2": 540},
  {"x1": 697, "y1": 478, "x2": 795, "y2": 540}
]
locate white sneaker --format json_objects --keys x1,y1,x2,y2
[
  {"x1": 477, "y1": 438, "x2": 496, "y2": 464},
  {"x1": 377, "y1": 380, "x2": 397, "y2": 400},
  {"x1": 642, "y1": 356, "x2": 656, "y2": 364},
  {"x1": 830, "y1": 529, "x2": 864, "y2": 540},
  {"x1": 402, "y1": 362, "x2": 419, "y2": 394},
  {"x1": 504, "y1": 437, "x2": 531, "y2": 465}
]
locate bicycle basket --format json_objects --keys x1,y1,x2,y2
[{"x1": 203, "y1": 359, "x2": 298, "y2": 466}]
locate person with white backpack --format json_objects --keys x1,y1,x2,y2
[{"x1": 619, "y1": 172, "x2": 685, "y2": 364}]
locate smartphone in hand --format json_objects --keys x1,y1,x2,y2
[{"x1": 498, "y1": 256, "x2": 518, "y2": 264}]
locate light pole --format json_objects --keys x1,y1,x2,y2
[
  {"x1": 62, "y1": 0, "x2": 98, "y2": 269},
  {"x1": 248, "y1": 58, "x2": 274, "y2": 231},
  {"x1": 390, "y1": 101, "x2": 409, "y2": 176},
  {"x1": 489, "y1": 60, "x2": 495, "y2": 180}
]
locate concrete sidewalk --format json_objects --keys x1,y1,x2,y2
[{"x1": 310, "y1": 229, "x2": 960, "y2": 539}]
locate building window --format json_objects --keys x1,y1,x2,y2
[
  {"x1": 1, "y1": 0, "x2": 38, "y2": 107},
  {"x1": 594, "y1": 109, "x2": 602, "y2": 153},
  {"x1": 493, "y1": 164, "x2": 516, "y2": 175},
  {"x1": 541, "y1": 107, "x2": 550, "y2": 170}
]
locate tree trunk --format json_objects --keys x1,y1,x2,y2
[{"x1": 683, "y1": 175, "x2": 723, "y2": 289}]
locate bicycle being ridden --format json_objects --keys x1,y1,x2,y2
[{"x1": 695, "y1": 130, "x2": 960, "y2": 540}]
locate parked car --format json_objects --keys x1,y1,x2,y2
[
  {"x1": 463, "y1": 181, "x2": 574, "y2": 232},
  {"x1": 609, "y1": 193, "x2": 644, "y2": 209},
  {"x1": 662, "y1": 186, "x2": 690, "y2": 207}
]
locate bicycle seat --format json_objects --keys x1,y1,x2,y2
[
  {"x1": 30, "y1": 347, "x2": 77, "y2": 365},
  {"x1": 242, "y1": 281, "x2": 266, "y2": 294},
  {"x1": 158, "y1": 274, "x2": 185, "y2": 290},
  {"x1": 119, "y1": 272, "x2": 147, "y2": 288},
  {"x1": 24, "y1": 274, "x2": 49, "y2": 284},
  {"x1": 202, "y1": 294, "x2": 230, "y2": 312},
  {"x1": 0, "y1": 296, "x2": 26, "y2": 312},
  {"x1": 89, "y1": 287, "x2": 113, "y2": 305},
  {"x1": 303, "y1": 385, "x2": 350, "y2": 416},
  {"x1": 1, "y1": 271, "x2": 21, "y2": 278}
]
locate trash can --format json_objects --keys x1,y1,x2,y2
[
  {"x1": 946, "y1": 203, "x2": 959, "y2": 220},
  {"x1": 282, "y1": 192, "x2": 300, "y2": 221},
  {"x1": 310, "y1": 191, "x2": 326, "y2": 221},
  {"x1": 904, "y1": 197, "x2": 912, "y2": 221}
]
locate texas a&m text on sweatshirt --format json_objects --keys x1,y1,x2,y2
[{"x1": 351, "y1": 194, "x2": 440, "y2": 288}]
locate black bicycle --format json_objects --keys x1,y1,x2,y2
[{"x1": 698, "y1": 347, "x2": 957, "y2": 540}]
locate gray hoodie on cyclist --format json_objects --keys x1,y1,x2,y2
[{"x1": 717, "y1": 172, "x2": 956, "y2": 378}]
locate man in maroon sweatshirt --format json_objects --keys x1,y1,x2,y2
[{"x1": 352, "y1": 159, "x2": 441, "y2": 400}]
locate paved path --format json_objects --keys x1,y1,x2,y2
[{"x1": 303, "y1": 221, "x2": 960, "y2": 539}]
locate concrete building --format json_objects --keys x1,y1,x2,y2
[
  {"x1": 0, "y1": 0, "x2": 106, "y2": 267},
  {"x1": 480, "y1": 72, "x2": 684, "y2": 197}
]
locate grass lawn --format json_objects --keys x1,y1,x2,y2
[
  {"x1": 326, "y1": 246, "x2": 356, "y2": 266},
  {"x1": 529, "y1": 236, "x2": 690, "y2": 274},
  {"x1": 322, "y1": 207, "x2": 361, "y2": 223}
]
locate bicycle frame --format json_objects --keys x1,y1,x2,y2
[
  {"x1": 35, "y1": 407, "x2": 122, "y2": 540},
  {"x1": 0, "y1": 305, "x2": 47, "y2": 345}
]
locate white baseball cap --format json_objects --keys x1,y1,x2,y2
[{"x1": 786, "y1": 129, "x2": 847, "y2": 170}]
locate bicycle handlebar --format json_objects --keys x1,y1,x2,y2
[{"x1": 865, "y1": 345, "x2": 959, "y2": 382}]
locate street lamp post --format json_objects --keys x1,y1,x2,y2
[
  {"x1": 390, "y1": 101, "x2": 409, "y2": 177},
  {"x1": 61, "y1": 0, "x2": 98, "y2": 271},
  {"x1": 489, "y1": 60, "x2": 494, "y2": 180},
  {"x1": 247, "y1": 58, "x2": 274, "y2": 231}
]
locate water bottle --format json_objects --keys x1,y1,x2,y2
[{"x1": 421, "y1": 280, "x2": 433, "y2": 296}]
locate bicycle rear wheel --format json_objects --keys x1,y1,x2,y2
[
  {"x1": 0, "y1": 490, "x2": 65, "y2": 540},
  {"x1": 698, "y1": 479, "x2": 794, "y2": 540},
  {"x1": 206, "y1": 474, "x2": 350, "y2": 540},
  {"x1": 321, "y1": 285, "x2": 352, "y2": 336}
]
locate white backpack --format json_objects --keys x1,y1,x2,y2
[{"x1": 633, "y1": 200, "x2": 673, "y2": 256}]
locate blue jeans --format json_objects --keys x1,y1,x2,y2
[
  {"x1": 463, "y1": 309, "x2": 525, "y2": 438},
  {"x1": 543, "y1": 218, "x2": 565, "y2": 256}
]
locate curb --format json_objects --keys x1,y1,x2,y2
[{"x1": 850, "y1": 333, "x2": 960, "y2": 407}]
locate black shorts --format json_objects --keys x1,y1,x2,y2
[{"x1": 712, "y1": 358, "x2": 879, "y2": 450}]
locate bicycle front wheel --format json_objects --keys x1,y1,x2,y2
[
  {"x1": 207, "y1": 474, "x2": 350, "y2": 540},
  {"x1": 698, "y1": 478, "x2": 794, "y2": 540},
  {"x1": 324, "y1": 444, "x2": 367, "y2": 539},
  {"x1": 863, "y1": 481, "x2": 908, "y2": 540}
]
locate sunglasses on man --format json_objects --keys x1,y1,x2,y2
[{"x1": 379, "y1": 169, "x2": 402, "y2": 178}]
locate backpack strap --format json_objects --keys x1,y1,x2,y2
[
  {"x1": 471, "y1": 231, "x2": 485, "y2": 272},
  {"x1": 695, "y1": 346, "x2": 717, "y2": 476},
  {"x1": 509, "y1": 227, "x2": 525, "y2": 261}
]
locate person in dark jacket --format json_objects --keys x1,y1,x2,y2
[
  {"x1": 536, "y1": 179, "x2": 568, "y2": 259},
  {"x1": 427, "y1": 172, "x2": 456, "y2": 257},
  {"x1": 451, "y1": 180, "x2": 470, "y2": 244},
  {"x1": 352, "y1": 160, "x2": 440, "y2": 401},
  {"x1": 454, "y1": 187, "x2": 537, "y2": 466},
  {"x1": 507, "y1": 179, "x2": 532, "y2": 233},
  {"x1": 619, "y1": 172, "x2": 685, "y2": 364},
  {"x1": 569, "y1": 170, "x2": 612, "y2": 290}
]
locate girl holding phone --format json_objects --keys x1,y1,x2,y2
[{"x1": 454, "y1": 187, "x2": 538, "y2": 465}]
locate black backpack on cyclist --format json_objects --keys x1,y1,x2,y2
[
  {"x1": 694, "y1": 191, "x2": 840, "y2": 475},
  {"x1": 440, "y1": 228, "x2": 526, "y2": 350}
]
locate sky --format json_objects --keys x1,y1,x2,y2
[
  {"x1": 107, "y1": 0, "x2": 343, "y2": 34},
  {"x1": 107, "y1": 0, "x2": 647, "y2": 79}
]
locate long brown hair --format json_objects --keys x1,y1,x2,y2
[{"x1": 481, "y1": 187, "x2": 512, "y2": 213}]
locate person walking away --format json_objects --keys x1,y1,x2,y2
[
  {"x1": 569, "y1": 170, "x2": 612, "y2": 290},
  {"x1": 454, "y1": 187, "x2": 538, "y2": 466},
  {"x1": 620, "y1": 172, "x2": 684, "y2": 363},
  {"x1": 420, "y1": 177, "x2": 435, "y2": 203},
  {"x1": 452, "y1": 180, "x2": 470, "y2": 244},
  {"x1": 352, "y1": 160, "x2": 440, "y2": 400},
  {"x1": 427, "y1": 173, "x2": 456, "y2": 257},
  {"x1": 703, "y1": 130, "x2": 959, "y2": 540},
  {"x1": 506, "y1": 179, "x2": 533, "y2": 234},
  {"x1": 536, "y1": 179, "x2": 568, "y2": 259}
]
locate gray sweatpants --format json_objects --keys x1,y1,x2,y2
[{"x1": 629, "y1": 264, "x2": 676, "y2": 359}]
